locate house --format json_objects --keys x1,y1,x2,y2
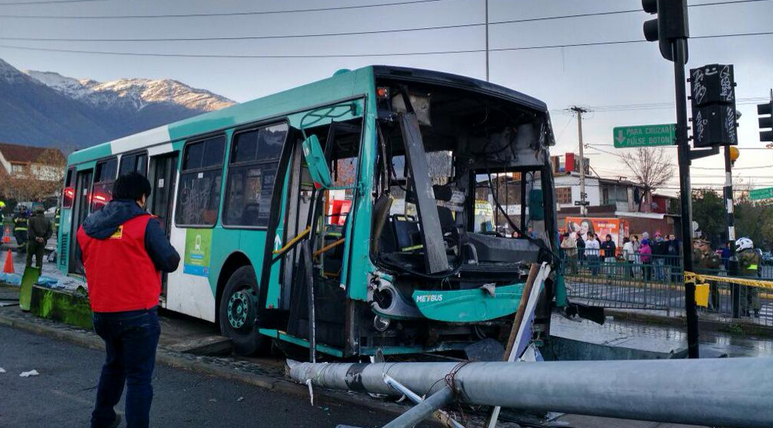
[
  {"x1": 0, "y1": 142, "x2": 65, "y2": 181},
  {"x1": 550, "y1": 152, "x2": 679, "y2": 237}
]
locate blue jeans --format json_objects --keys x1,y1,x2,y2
[{"x1": 91, "y1": 308, "x2": 160, "y2": 428}]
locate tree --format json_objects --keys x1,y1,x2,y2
[
  {"x1": 691, "y1": 188, "x2": 725, "y2": 245},
  {"x1": 0, "y1": 148, "x2": 66, "y2": 202},
  {"x1": 619, "y1": 147, "x2": 675, "y2": 212}
]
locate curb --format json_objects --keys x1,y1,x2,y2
[
  {"x1": 606, "y1": 309, "x2": 773, "y2": 336},
  {"x1": 0, "y1": 310, "x2": 410, "y2": 418}
]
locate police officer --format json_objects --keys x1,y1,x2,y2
[
  {"x1": 693, "y1": 239, "x2": 721, "y2": 309},
  {"x1": 13, "y1": 205, "x2": 29, "y2": 253},
  {"x1": 736, "y1": 237, "x2": 761, "y2": 317},
  {"x1": 27, "y1": 205, "x2": 52, "y2": 268}
]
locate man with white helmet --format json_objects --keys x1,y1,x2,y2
[{"x1": 736, "y1": 237, "x2": 761, "y2": 317}]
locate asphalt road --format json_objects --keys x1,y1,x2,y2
[{"x1": 0, "y1": 325, "x2": 396, "y2": 428}]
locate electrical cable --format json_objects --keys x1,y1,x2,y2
[
  {"x1": 0, "y1": 31, "x2": 771, "y2": 59},
  {"x1": 0, "y1": 0, "x2": 462, "y2": 17}
]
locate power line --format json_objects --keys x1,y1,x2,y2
[
  {"x1": 0, "y1": 0, "x2": 768, "y2": 19},
  {"x1": 0, "y1": 0, "x2": 766, "y2": 46},
  {"x1": 0, "y1": 30, "x2": 771, "y2": 59},
  {"x1": 0, "y1": 0, "x2": 113, "y2": 6},
  {"x1": 0, "y1": 21, "x2": 483, "y2": 43},
  {"x1": 0, "y1": 0, "x2": 461, "y2": 17}
]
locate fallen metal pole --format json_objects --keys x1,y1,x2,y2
[
  {"x1": 383, "y1": 375, "x2": 465, "y2": 428},
  {"x1": 383, "y1": 385, "x2": 454, "y2": 428},
  {"x1": 288, "y1": 358, "x2": 773, "y2": 428}
]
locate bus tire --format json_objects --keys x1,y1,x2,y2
[{"x1": 218, "y1": 265, "x2": 267, "y2": 356}]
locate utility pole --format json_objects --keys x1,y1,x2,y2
[
  {"x1": 642, "y1": 0, "x2": 699, "y2": 358},
  {"x1": 571, "y1": 106, "x2": 588, "y2": 216},
  {"x1": 724, "y1": 145, "x2": 740, "y2": 317},
  {"x1": 484, "y1": 0, "x2": 489, "y2": 82}
]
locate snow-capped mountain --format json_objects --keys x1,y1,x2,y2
[
  {"x1": 0, "y1": 58, "x2": 235, "y2": 149},
  {"x1": 23, "y1": 70, "x2": 234, "y2": 112}
]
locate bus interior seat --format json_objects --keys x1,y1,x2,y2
[
  {"x1": 241, "y1": 203, "x2": 260, "y2": 225},
  {"x1": 392, "y1": 215, "x2": 421, "y2": 251},
  {"x1": 437, "y1": 206, "x2": 455, "y2": 233}
]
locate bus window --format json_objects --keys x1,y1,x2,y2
[
  {"x1": 90, "y1": 158, "x2": 118, "y2": 212},
  {"x1": 119, "y1": 152, "x2": 148, "y2": 176},
  {"x1": 175, "y1": 135, "x2": 226, "y2": 226},
  {"x1": 223, "y1": 123, "x2": 288, "y2": 227},
  {"x1": 62, "y1": 168, "x2": 75, "y2": 209}
]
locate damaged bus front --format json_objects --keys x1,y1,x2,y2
[{"x1": 259, "y1": 67, "x2": 559, "y2": 357}]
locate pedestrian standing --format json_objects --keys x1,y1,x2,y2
[
  {"x1": 26, "y1": 205, "x2": 52, "y2": 268},
  {"x1": 640, "y1": 239, "x2": 653, "y2": 280},
  {"x1": 77, "y1": 173, "x2": 180, "y2": 428},
  {"x1": 560, "y1": 232, "x2": 578, "y2": 274},
  {"x1": 666, "y1": 234, "x2": 682, "y2": 282},
  {"x1": 631, "y1": 235, "x2": 642, "y2": 278},
  {"x1": 600, "y1": 234, "x2": 617, "y2": 275},
  {"x1": 585, "y1": 232, "x2": 600, "y2": 275},
  {"x1": 623, "y1": 237, "x2": 635, "y2": 279}
]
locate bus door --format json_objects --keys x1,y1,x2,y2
[
  {"x1": 283, "y1": 118, "x2": 362, "y2": 349},
  {"x1": 69, "y1": 168, "x2": 93, "y2": 274},
  {"x1": 148, "y1": 151, "x2": 179, "y2": 298},
  {"x1": 148, "y1": 152, "x2": 179, "y2": 235}
]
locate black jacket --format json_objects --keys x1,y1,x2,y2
[
  {"x1": 600, "y1": 241, "x2": 616, "y2": 258},
  {"x1": 77, "y1": 200, "x2": 180, "y2": 273},
  {"x1": 28, "y1": 212, "x2": 53, "y2": 241}
]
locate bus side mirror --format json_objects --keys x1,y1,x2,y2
[{"x1": 302, "y1": 135, "x2": 332, "y2": 189}]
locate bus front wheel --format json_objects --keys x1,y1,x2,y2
[{"x1": 218, "y1": 265, "x2": 267, "y2": 355}]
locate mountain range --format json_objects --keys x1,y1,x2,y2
[{"x1": 0, "y1": 58, "x2": 235, "y2": 150}]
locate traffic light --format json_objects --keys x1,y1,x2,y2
[
  {"x1": 689, "y1": 64, "x2": 738, "y2": 147},
  {"x1": 642, "y1": 0, "x2": 689, "y2": 63},
  {"x1": 759, "y1": 101, "x2": 773, "y2": 143}
]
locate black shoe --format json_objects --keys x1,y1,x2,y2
[{"x1": 108, "y1": 414, "x2": 121, "y2": 428}]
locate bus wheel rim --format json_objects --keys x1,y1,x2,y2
[{"x1": 227, "y1": 289, "x2": 254, "y2": 330}]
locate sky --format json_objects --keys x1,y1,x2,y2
[{"x1": 0, "y1": 0, "x2": 772, "y2": 195}]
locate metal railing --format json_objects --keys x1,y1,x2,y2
[{"x1": 560, "y1": 251, "x2": 773, "y2": 329}]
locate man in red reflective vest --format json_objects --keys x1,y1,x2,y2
[{"x1": 78, "y1": 172, "x2": 180, "y2": 428}]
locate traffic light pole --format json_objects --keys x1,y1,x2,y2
[
  {"x1": 672, "y1": 38, "x2": 700, "y2": 359},
  {"x1": 724, "y1": 147, "x2": 740, "y2": 318}
]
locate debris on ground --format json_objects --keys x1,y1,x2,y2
[
  {"x1": 0, "y1": 367, "x2": 6, "y2": 373},
  {"x1": 19, "y1": 369, "x2": 39, "y2": 377}
]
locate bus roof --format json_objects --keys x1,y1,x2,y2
[{"x1": 68, "y1": 65, "x2": 548, "y2": 165}]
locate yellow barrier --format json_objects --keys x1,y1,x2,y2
[
  {"x1": 694, "y1": 283, "x2": 710, "y2": 307},
  {"x1": 684, "y1": 271, "x2": 773, "y2": 291}
]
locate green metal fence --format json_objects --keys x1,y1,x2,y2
[{"x1": 561, "y1": 252, "x2": 773, "y2": 328}]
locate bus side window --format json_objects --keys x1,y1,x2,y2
[
  {"x1": 62, "y1": 168, "x2": 75, "y2": 208},
  {"x1": 175, "y1": 135, "x2": 226, "y2": 227},
  {"x1": 223, "y1": 123, "x2": 289, "y2": 227},
  {"x1": 119, "y1": 152, "x2": 148, "y2": 177},
  {"x1": 91, "y1": 158, "x2": 118, "y2": 212}
]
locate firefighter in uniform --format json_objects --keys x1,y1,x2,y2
[
  {"x1": 54, "y1": 207, "x2": 61, "y2": 234},
  {"x1": 692, "y1": 239, "x2": 721, "y2": 309},
  {"x1": 13, "y1": 205, "x2": 29, "y2": 253},
  {"x1": 736, "y1": 237, "x2": 762, "y2": 317},
  {"x1": 0, "y1": 201, "x2": 6, "y2": 243}
]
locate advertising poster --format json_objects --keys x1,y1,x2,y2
[
  {"x1": 565, "y1": 217, "x2": 629, "y2": 249},
  {"x1": 184, "y1": 228, "x2": 213, "y2": 277}
]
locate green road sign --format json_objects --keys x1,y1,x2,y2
[
  {"x1": 613, "y1": 124, "x2": 676, "y2": 148},
  {"x1": 750, "y1": 187, "x2": 773, "y2": 201}
]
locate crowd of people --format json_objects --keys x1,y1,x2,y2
[
  {"x1": 560, "y1": 230, "x2": 683, "y2": 280},
  {"x1": 559, "y1": 229, "x2": 764, "y2": 318}
]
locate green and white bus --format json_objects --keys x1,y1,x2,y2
[{"x1": 58, "y1": 66, "x2": 561, "y2": 357}]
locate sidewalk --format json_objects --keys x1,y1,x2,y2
[{"x1": 552, "y1": 313, "x2": 773, "y2": 358}]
